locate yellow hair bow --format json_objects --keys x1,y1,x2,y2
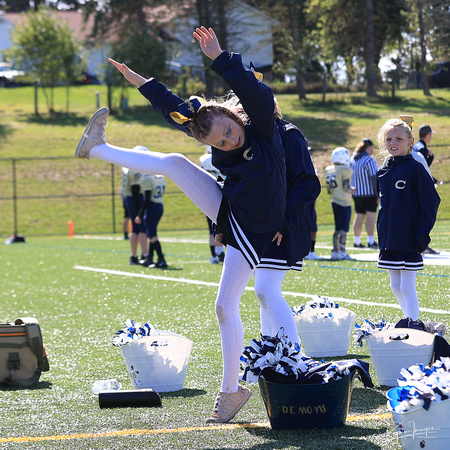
[
  {"x1": 249, "y1": 62, "x2": 263, "y2": 82},
  {"x1": 170, "y1": 96, "x2": 207, "y2": 125},
  {"x1": 400, "y1": 114, "x2": 414, "y2": 130}
]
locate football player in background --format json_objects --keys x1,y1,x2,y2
[{"x1": 325, "y1": 147, "x2": 355, "y2": 260}]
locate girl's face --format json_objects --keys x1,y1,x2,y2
[
  {"x1": 385, "y1": 126, "x2": 414, "y2": 157},
  {"x1": 204, "y1": 114, "x2": 245, "y2": 152}
]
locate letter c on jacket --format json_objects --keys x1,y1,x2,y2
[{"x1": 395, "y1": 180, "x2": 406, "y2": 189}]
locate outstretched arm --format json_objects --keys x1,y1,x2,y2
[
  {"x1": 109, "y1": 57, "x2": 190, "y2": 135},
  {"x1": 193, "y1": 26, "x2": 223, "y2": 61},
  {"x1": 108, "y1": 58, "x2": 147, "y2": 88}
]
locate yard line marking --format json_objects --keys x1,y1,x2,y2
[
  {"x1": 74, "y1": 265, "x2": 220, "y2": 287},
  {"x1": 0, "y1": 413, "x2": 393, "y2": 443},
  {"x1": 347, "y1": 412, "x2": 392, "y2": 422},
  {"x1": 74, "y1": 266, "x2": 450, "y2": 315}
]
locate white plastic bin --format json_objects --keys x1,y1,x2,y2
[
  {"x1": 121, "y1": 331, "x2": 193, "y2": 392},
  {"x1": 294, "y1": 307, "x2": 356, "y2": 357},
  {"x1": 387, "y1": 387, "x2": 450, "y2": 449},
  {"x1": 366, "y1": 328, "x2": 435, "y2": 386}
]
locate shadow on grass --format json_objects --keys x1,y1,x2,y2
[
  {"x1": 349, "y1": 385, "x2": 389, "y2": 414},
  {"x1": 0, "y1": 123, "x2": 13, "y2": 141},
  {"x1": 23, "y1": 112, "x2": 94, "y2": 127},
  {"x1": 283, "y1": 116, "x2": 350, "y2": 151},
  {"x1": 153, "y1": 266, "x2": 183, "y2": 271},
  {"x1": 110, "y1": 105, "x2": 167, "y2": 125},
  {"x1": 0, "y1": 381, "x2": 52, "y2": 391},
  {"x1": 159, "y1": 387, "x2": 207, "y2": 398},
  {"x1": 237, "y1": 422, "x2": 388, "y2": 449},
  {"x1": 318, "y1": 354, "x2": 371, "y2": 361}
]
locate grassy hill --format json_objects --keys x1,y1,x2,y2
[{"x1": 0, "y1": 85, "x2": 449, "y2": 237}]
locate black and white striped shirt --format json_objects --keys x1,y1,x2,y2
[{"x1": 351, "y1": 153, "x2": 378, "y2": 197}]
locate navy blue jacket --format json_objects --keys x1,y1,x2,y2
[
  {"x1": 139, "y1": 51, "x2": 286, "y2": 233},
  {"x1": 377, "y1": 154, "x2": 440, "y2": 253},
  {"x1": 277, "y1": 120, "x2": 321, "y2": 264}
]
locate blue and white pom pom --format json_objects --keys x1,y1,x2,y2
[
  {"x1": 389, "y1": 358, "x2": 450, "y2": 413},
  {"x1": 112, "y1": 319, "x2": 156, "y2": 347},
  {"x1": 292, "y1": 295, "x2": 339, "y2": 316},
  {"x1": 240, "y1": 328, "x2": 357, "y2": 385},
  {"x1": 353, "y1": 319, "x2": 394, "y2": 346}
]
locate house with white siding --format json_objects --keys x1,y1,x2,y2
[{"x1": 0, "y1": 2, "x2": 275, "y2": 79}]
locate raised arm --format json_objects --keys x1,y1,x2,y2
[
  {"x1": 193, "y1": 27, "x2": 223, "y2": 62},
  {"x1": 108, "y1": 58, "x2": 147, "y2": 87},
  {"x1": 109, "y1": 58, "x2": 190, "y2": 135},
  {"x1": 194, "y1": 27, "x2": 275, "y2": 137}
]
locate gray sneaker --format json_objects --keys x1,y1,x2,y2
[
  {"x1": 206, "y1": 385, "x2": 252, "y2": 424},
  {"x1": 75, "y1": 107, "x2": 109, "y2": 159}
]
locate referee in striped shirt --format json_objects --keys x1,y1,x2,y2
[{"x1": 351, "y1": 138, "x2": 379, "y2": 248}]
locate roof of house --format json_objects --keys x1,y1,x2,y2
[{"x1": 0, "y1": 10, "x2": 96, "y2": 41}]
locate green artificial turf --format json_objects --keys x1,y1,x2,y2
[{"x1": 1, "y1": 224, "x2": 449, "y2": 449}]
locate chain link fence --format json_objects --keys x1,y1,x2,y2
[{"x1": 0, "y1": 155, "x2": 205, "y2": 239}]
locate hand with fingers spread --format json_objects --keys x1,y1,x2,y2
[
  {"x1": 193, "y1": 26, "x2": 223, "y2": 61},
  {"x1": 108, "y1": 58, "x2": 147, "y2": 88}
]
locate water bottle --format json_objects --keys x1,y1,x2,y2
[{"x1": 92, "y1": 379, "x2": 121, "y2": 394}]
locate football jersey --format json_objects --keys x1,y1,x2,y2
[
  {"x1": 123, "y1": 170, "x2": 142, "y2": 197},
  {"x1": 325, "y1": 164, "x2": 353, "y2": 207},
  {"x1": 121, "y1": 167, "x2": 129, "y2": 196},
  {"x1": 140, "y1": 174, "x2": 166, "y2": 204}
]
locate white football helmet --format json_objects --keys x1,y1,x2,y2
[
  {"x1": 332, "y1": 147, "x2": 350, "y2": 166},
  {"x1": 133, "y1": 145, "x2": 149, "y2": 152},
  {"x1": 199, "y1": 153, "x2": 220, "y2": 176}
]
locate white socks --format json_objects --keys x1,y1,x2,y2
[
  {"x1": 388, "y1": 269, "x2": 419, "y2": 320},
  {"x1": 254, "y1": 268, "x2": 300, "y2": 346},
  {"x1": 215, "y1": 246, "x2": 255, "y2": 393}
]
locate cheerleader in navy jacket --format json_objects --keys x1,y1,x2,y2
[
  {"x1": 376, "y1": 118, "x2": 440, "y2": 320},
  {"x1": 255, "y1": 114, "x2": 321, "y2": 343},
  {"x1": 75, "y1": 27, "x2": 287, "y2": 424}
]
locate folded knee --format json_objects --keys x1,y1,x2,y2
[
  {"x1": 215, "y1": 300, "x2": 240, "y2": 324},
  {"x1": 255, "y1": 290, "x2": 268, "y2": 308},
  {"x1": 215, "y1": 303, "x2": 226, "y2": 324}
]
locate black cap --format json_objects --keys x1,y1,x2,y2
[{"x1": 362, "y1": 138, "x2": 374, "y2": 146}]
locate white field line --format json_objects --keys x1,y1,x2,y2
[{"x1": 74, "y1": 265, "x2": 450, "y2": 315}]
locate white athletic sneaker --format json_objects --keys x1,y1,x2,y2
[
  {"x1": 339, "y1": 251, "x2": 355, "y2": 260},
  {"x1": 75, "y1": 107, "x2": 109, "y2": 159},
  {"x1": 330, "y1": 251, "x2": 340, "y2": 260},
  {"x1": 304, "y1": 251, "x2": 324, "y2": 261},
  {"x1": 210, "y1": 256, "x2": 220, "y2": 264}
]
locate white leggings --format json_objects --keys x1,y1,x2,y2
[
  {"x1": 388, "y1": 269, "x2": 419, "y2": 320},
  {"x1": 254, "y1": 268, "x2": 300, "y2": 346},
  {"x1": 90, "y1": 143, "x2": 253, "y2": 393}
]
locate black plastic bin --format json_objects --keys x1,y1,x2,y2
[{"x1": 258, "y1": 371, "x2": 356, "y2": 429}]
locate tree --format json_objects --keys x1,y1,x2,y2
[
  {"x1": 4, "y1": 8, "x2": 83, "y2": 114},
  {"x1": 195, "y1": 0, "x2": 229, "y2": 97},
  {"x1": 249, "y1": 0, "x2": 312, "y2": 100},
  {"x1": 83, "y1": 0, "x2": 169, "y2": 110},
  {"x1": 425, "y1": 1, "x2": 450, "y2": 61},
  {"x1": 308, "y1": 0, "x2": 409, "y2": 96},
  {"x1": 365, "y1": 0, "x2": 376, "y2": 97},
  {"x1": 109, "y1": 28, "x2": 167, "y2": 109},
  {"x1": 417, "y1": 0, "x2": 431, "y2": 96}
]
